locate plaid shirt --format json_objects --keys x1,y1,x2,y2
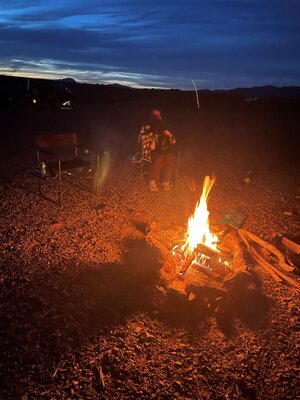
[
  {"x1": 138, "y1": 122, "x2": 176, "y2": 161},
  {"x1": 138, "y1": 124, "x2": 155, "y2": 161}
]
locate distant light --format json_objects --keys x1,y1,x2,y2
[{"x1": 32, "y1": 98, "x2": 37, "y2": 104}]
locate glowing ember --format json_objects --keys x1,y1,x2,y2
[{"x1": 185, "y1": 175, "x2": 218, "y2": 254}]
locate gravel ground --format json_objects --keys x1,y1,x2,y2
[{"x1": 0, "y1": 149, "x2": 299, "y2": 400}]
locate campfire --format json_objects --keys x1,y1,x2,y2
[
  {"x1": 147, "y1": 176, "x2": 300, "y2": 332},
  {"x1": 148, "y1": 175, "x2": 299, "y2": 319},
  {"x1": 171, "y1": 175, "x2": 230, "y2": 277}
]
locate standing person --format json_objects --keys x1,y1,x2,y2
[{"x1": 140, "y1": 109, "x2": 177, "y2": 191}]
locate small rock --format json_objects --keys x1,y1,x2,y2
[
  {"x1": 48, "y1": 222, "x2": 63, "y2": 232},
  {"x1": 236, "y1": 353, "x2": 246, "y2": 362},
  {"x1": 95, "y1": 202, "x2": 106, "y2": 211},
  {"x1": 174, "y1": 361, "x2": 183, "y2": 366},
  {"x1": 243, "y1": 177, "x2": 252, "y2": 184},
  {"x1": 175, "y1": 380, "x2": 183, "y2": 389}
]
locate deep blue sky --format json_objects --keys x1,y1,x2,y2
[{"x1": 1, "y1": 0, "x2": 299, "y2": 89}]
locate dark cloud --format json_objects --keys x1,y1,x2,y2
[{"x1": 0, "y1": 0, "x2": 299, "y2": 88}]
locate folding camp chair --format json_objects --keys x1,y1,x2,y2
[
  {"x1": 33, "y1": 133, "x2": 99, "y2": 205},
  {"x1": 131, "y1": 149, "x2": 152, "y2": 179}
]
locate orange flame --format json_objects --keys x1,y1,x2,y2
[{"x1": 185, "y1": 175, "x2": 218, "y2": 254}]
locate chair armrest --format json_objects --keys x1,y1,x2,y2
[{"x1": 75, "y1": 144, "x2": 97, "y2": 154}]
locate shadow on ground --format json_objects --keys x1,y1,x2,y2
[
  {"x1": 0, "y1": 240, "x2": 272, "y2": 398},
  {"x1": 1, "y1": 240, "x2": 271, "y2": 346}
]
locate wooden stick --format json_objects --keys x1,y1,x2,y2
[
  {"x1": 179, "y1": 252, "x2": 195, "y2": 275},
  {"x1": 193, "y1": 265, "x2": 220, "y2": 280},
  {"x1": 147, "y1": 235, "x2": 170, "y2": 257},
  {"x1": 239, "y1": 231, "x2": 300, "y2": 288},
  {"x1": 281, "y1": 236, "x2": 300, "y2": 255},
  {"x1": 254, "y1": 247, "x2": 299, "y2": 288},
  {"x1": 238, "y1": 232, "x2": 282, "y2": 283},
  {"x1": 239, "y1": 229, "x2": 294, "y2": 272},
  {"x1": 99, "y1": 366, "x2": 105, "y2": 389}
]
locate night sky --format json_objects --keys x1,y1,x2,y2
[{"x1": 1, "y1": 0, "x2": 299, "y2": 89}]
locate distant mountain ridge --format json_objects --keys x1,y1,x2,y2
[
  {"x1": 57, "y1": 77, "x2": 77, "y2": 84},
  {"x1": 24, "y1": 77, "x2": 300, "y2": 99},
  {"x1": 205, "y1": 85, "x2": 300, "y2": 100},
  {"x1": 1, "y1": 75, "x2": 300, "y2": 100}
]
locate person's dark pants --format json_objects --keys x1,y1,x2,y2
[{"x1": 149, "y1": 151, "x2": 177, "y2": 183}]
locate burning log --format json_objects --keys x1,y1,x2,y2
[
  {"x1": 178, "y1": 252, "x2": 195, "y2": 275},
  {"x1": 193, "y1": 244, "x2": 229, "y2": 277},
  {"x1": 195, "y1": 243, "x2": 220, "y2": 257},
  {"x1": 191, "y1": 263, "x2": 221, "y2": 280},
  {"x1": 209, "y1": 257, "x2": 230, "y2": 277},
  {"x1": 177, "y1": 252, "x2": 228, "y2": 279},
  {"x1": 216, "y1": 243, "x2": 231, "y2": 255}
]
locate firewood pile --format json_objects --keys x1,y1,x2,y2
[{"x1": 238, "y1": 229, "x2": 298, "y2": 287}]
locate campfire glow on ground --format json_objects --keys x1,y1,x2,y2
[{"x1": 172, "y1": 175, "x2": 229, "y2": 273}]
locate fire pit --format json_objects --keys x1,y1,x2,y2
[{"x1": 148, "y1": 175, "x2": 299, "y2": 327}]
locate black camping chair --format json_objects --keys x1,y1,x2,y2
[{"x1": 33, "y1": 133, "x2": 99, "y2": 205}]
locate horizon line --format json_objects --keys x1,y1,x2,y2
[{"x1": 1, "y1": 72, "x2": 300, "y2": 92}]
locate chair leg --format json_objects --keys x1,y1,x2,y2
[
  {"x1": 140, "y1": 158, "x2": 150, "y2": 181},
  {"x1": 36, "y1": 149, "x2": 42, "y2": 196},
  {"x1": 58, "y1": 161, "x2": 62, "y2": 206}
]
